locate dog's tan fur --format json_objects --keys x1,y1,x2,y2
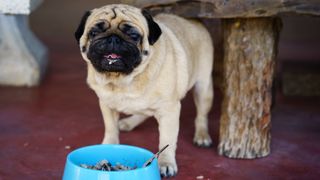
[{"x1": 78, "y1": 4, "x2": 214, "y2": 177}]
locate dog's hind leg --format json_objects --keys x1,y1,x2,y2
[
  {"x1": 192, "y1": 32, "x2": 214, "y2": 147},
  {"x1": 192, "y1": 75, "x2": 214, "y2": 147},
  {"x1": 118, "y1": 114, "x2": 148, "y2": 131}
]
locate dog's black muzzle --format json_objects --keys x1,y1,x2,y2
[{"x1": 87, "y1": 34, "x2": 141, "y2": 74}]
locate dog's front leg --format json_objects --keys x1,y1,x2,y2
[
  {"x1": 155, "y1": 101, "x2": 181, "y2": 178},
  {"x1": 99, "y1": 100, "x2": 120, "y2": 144}
]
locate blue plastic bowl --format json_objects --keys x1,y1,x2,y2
[{"x1": 63, "y1": 144, "x2": 161, "y2": 180}]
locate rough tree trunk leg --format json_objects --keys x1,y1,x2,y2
[{"x1": 218, "y1": 18, "x2": 282, "y2": 159}]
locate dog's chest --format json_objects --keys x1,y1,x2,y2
[{"x1": 94, "y1": 85, "x2": 155, "y2": 115}]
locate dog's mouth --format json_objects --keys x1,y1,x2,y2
[
  {"x1": 104, "y1": 53, "x2": 122, "y2": 65},
  {"x1": 87, "y1": 36, "x2": 142, "y2": 74}
]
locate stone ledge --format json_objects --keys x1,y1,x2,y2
[
  {"x1": 0, "y1": 14, "x2": 48, "y2": 86},
  {"x1": 0, "y1": 0, "x2": 48, "y2": 87},
  {"x1": 0, "y1": 0, "x2": 42, "y2": 15}
]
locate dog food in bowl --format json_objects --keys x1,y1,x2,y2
[{"x1": 80, "y1": 159, "x2": 137, "y2": 171}]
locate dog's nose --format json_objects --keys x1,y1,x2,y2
[{"x1": 107, "y1": 35, "x2": 121, "y2": 45}]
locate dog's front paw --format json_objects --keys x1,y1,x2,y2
[
  {"x1": 193, "y1": 130, "x2": 212, "y2": 147},
  {"x1": 158, "y1": 159, "x2": 178, "y2": 178},
  {"x1": 101, "y1": 136, "x2": 119, "y2": 144}
]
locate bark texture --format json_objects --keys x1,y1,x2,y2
[
  {"x1": 218, "y1": 18, "x2": 281, "y2": 158},
  {"x1": 137, "y1": 0, "x2": 320, "y2": 18}
]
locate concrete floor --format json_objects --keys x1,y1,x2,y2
[{"x1": 0, "y1": 1, "x2": 320, "y2": 179}]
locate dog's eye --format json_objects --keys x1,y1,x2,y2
[
  {"x1": 89, "y1": 30, "x2": 100, "y2": 38},
  {"x1": 120, "y1": 24, "x2": 141, "y2": 42},
  {"x1": 129, "y1": 33, "x2": 141, "y2": 42}
]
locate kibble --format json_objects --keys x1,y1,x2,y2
[
  {"x1": 80, "y1": 159, "x2": 136, "y2": 171},
  {"x1": 196, "y1": 175, "x2": 204, "y2": 179}
]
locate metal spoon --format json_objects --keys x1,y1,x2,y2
[{"x1": 143, "y1": 144, "x2": 169, "y2": 167}]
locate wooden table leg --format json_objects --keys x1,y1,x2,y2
[{"x1": 218, "y1": 17, "x2": 282, "y2": 159}]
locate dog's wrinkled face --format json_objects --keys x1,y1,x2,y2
[
  {"x1": 75, "y1": 4, "x2": 161, "y2": 74},
  {"x1": 86, "y1": 21, "x2": 141, "y2": 74}
]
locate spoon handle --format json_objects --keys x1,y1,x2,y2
[{"x1": 143, "y1": 144, "x2": 169, "y2": 167}]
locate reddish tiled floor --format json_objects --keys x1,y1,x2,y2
[{"x1": 0, "y1": 38, "x2": 319, "y2": 179}]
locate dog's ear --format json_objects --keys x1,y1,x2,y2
[
  {"x1": 74, "y1": 11, "x2": 91, "y2": 44},
  {"x1": 141, "y1": 9, "x2": 162, "y2": 45}
]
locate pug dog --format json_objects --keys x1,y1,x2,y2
[{"x1": 75, "y1": 4, "x2": 214, "y2": 177}]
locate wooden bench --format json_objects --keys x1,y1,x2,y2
[
  {"x1": 0, "y1": 0, "x2": 48, "y2": 86},
  {"x1": 135, "y1": 0, "x2": 320, "y2": 159}
]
